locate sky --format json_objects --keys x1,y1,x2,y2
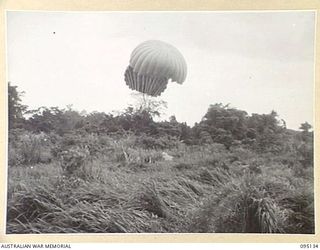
[{"x1": 6, "y1": 11, "x2": 315, "y2": 130}]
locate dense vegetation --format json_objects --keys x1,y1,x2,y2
[{"x1": 7, "y1": 83, "x2": 314, "y2": 233}]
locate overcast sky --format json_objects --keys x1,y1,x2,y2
[{"x1": 7, "y1": 11, "x2": 315, "y2": 130}]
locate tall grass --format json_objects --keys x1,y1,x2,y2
[{"x1": 6, "y1": 133, "x2": 314, "y2": 233}]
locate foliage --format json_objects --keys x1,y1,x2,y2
[
  {"x1": 8, "y1": 83, "x2": 28, "y2": 129},
  {"x1": 299, "y1": 122, "x2": 312, "y2": 133},
  {"x1": 6, "y1": 85, "x2": 314, "y2": 233},
  {"x1": 7, "y1": 132, "x2": 314, "y2": 233},
  {"x1": 8, "y1": 129, "x2": 53, "y2": 166},
  {"x1": 25, "y1": 106, "x2": 83, "y2": 135},
  {"x1": 130, "y1": 93, "x2": 168, "y2": 118},
  {"x1": 192, "y1": 104, "x2": 286, "y2": 151}
]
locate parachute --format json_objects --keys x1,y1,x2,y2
[{"x1": 124, "y1": 40, "x2": 187, "y2": 96}]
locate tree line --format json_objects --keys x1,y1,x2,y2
[{"x1": 9, "y1": 82, "x2": 313, "y2": 155}]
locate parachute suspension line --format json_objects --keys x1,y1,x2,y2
[{"x1": 124, "y1": 66, "x2": 169, "y2": 97}]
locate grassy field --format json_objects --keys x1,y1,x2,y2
[{"x1": 6, "y1": 132, "x2": 314, "y2": 234}]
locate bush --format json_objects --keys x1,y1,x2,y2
[
  {"x1": 8, "y1": 130, "x2": 53, "y2": 166},
  {"x1": 134, "y1": 134, "x2": 183, "y2": 150},
  {"x1": 59, "y1": 146, "x2": 90, "y2": 178}
]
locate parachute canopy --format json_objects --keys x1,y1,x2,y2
[{"x1": 124, "y1": 40, "x2": 187, "y2": 96}]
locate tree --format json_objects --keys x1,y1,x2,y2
[
  {"x1": 169, "y1": 115, "x2": 178, "y2": 123},
  {"x1": 8, "y1": 82, "x2": 27, "y2": 129},
  {"x1": 299, "y1": 122, "x2": 312, "y2": 133},
  {"x1": 246, "y1": 111, "x2": 285, "y2": 152},
  {"x1": 179, "y1": 122, "x2": 193, "y2": 144},
  {"x1": 130, "y1": 93, "x2": 167, "y2": 118},
  {"x1": 298, "y1": 122, "x2": 313, "y2": 144},
  {"x1": 26, "y1": 106, "x2": 83, "y2": 135},
  {"x1": 198, "y1": 103, "x2": 249, "y2": 146}
]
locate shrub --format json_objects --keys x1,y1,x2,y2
[
  {"x1": 59, "y1": 146, "x2": 90, "y2": 177},
  {"x1": 8, "y1": 146, "x2": 23, "y2": 166},
  {"x1": 8, "y1": 130, "x2": 54, "y2": 166},
  {"x1": 135, "y1": 134, "x2": 183, "y2": 150}
]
